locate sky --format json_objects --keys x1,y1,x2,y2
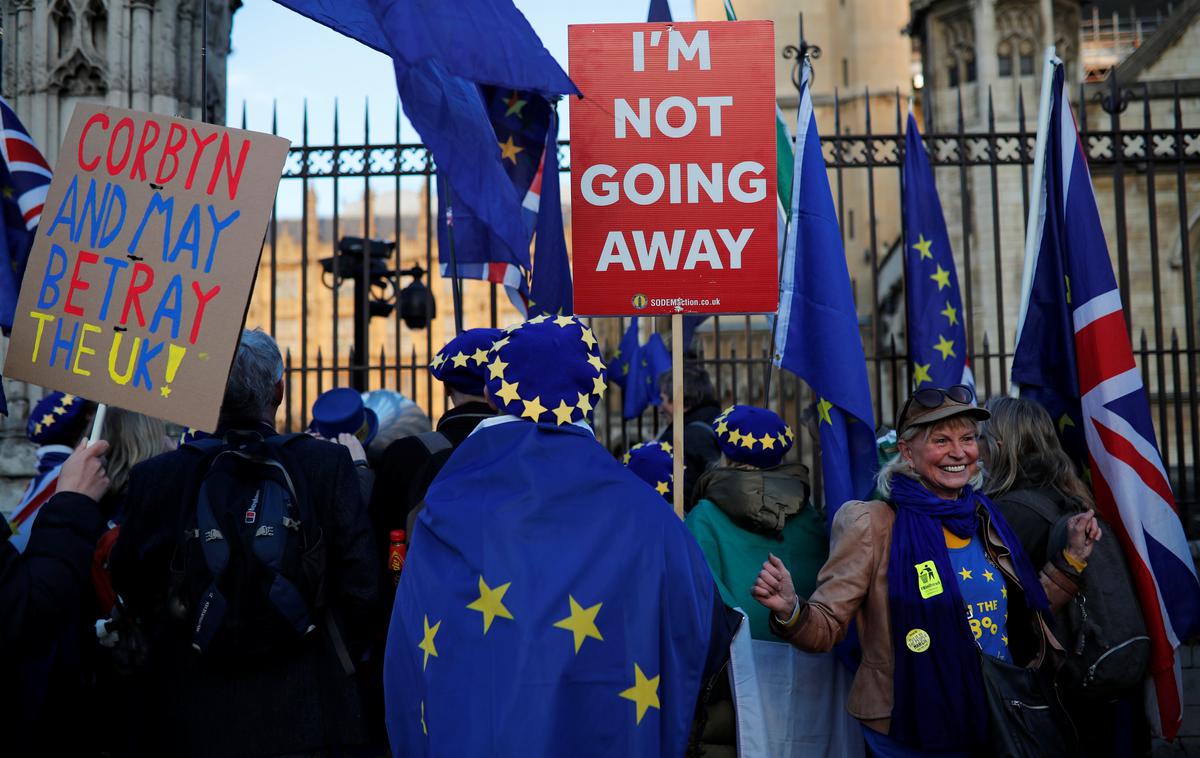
[{"x1": 226, "y1": 0, "x2": 697, "y2": 216}]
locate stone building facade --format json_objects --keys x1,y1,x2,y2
[{"x1": 0, "y1": 0, "x2": 239, "y2": 508}]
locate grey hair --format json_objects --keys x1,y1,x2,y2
[
  {"x1": 221, "y1": 328, "x2": 284, "y2": 422},
  {"x1": 875, "y1": 415, "x2": 983, "y2": 498}
]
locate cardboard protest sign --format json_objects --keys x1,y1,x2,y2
[
  {"x1": 2, "y1": 104, "x2": 290, "y2": 432},
  {"x1": 568, "y1": 21, "x2": 778, "y2": 316}
]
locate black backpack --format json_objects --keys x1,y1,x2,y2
[
  {"x1": 168, "y1": 433, "x2": 328, "y2": 665},
  {"x1": 1003, "y1": 489, "x2": 1150, "y2": 699}
]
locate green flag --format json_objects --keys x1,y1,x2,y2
[{"x1": 724, "y1": 0, "x2": 794, "y2": 218}]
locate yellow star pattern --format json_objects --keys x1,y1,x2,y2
[
  {"x1": 430, "y1": 353, "x2": 447, "y2": 369},
  {"x1": 738, "y1": 433, "x2": 756, "y2": 449},
  {"x1": 958, "y1": 567, "x2": 972, "y2": 581},
  {"x1": 618, "y1": 664, "x2": 661, "y2": 725},
  {"x1": 940, "y1": 301, "x2": 959, "y2": 326},
  {"x1": 576, "y1": 392, "x2": 594, "y2": 414},
  {"x1": 498, "y1": 135, "x2": 525, "y2": 163},
  {"x1": 580, "y1": 327, "x2": 598, "y2": 349},
  {"x1": 817, "y1": 398, "x2": 833, "y2": 426},
  {"x1": 553, "y1": 595, "x2": 604, "y2": 653},
  {"x1": 418, "y1": 615, "x2": 441, "y2": 670},
  {"x1": 1001, "y1": 586, "x2": 1007, "y2": 599},
  {"x1": 715, "y1": 420, "x2": 728, "y2": 435},
  {"x1": 930, "y1": 264, "x2": 951, "y2": 290},
  {"x1": 655, "y1": 481, "x2": 669, "y2": 495},
  {"x1": 552, "y1": 400, "x2": 576, "y2": 425},
  {"x1": 450, "y1": 351, "x2": 469, "y2": 368},
  {"x1": 983, "y1": 569, "x2": 995, "y2": 582},
  {"x1": 495, "y1": 380, "x2": 522, "y2": 405},
  {"x1": 552, "y1": 314, "x2": 574, "y2": 327},
  {"x1": 760, "y1": 434, "x2": 777, "y2": 449},
  {"x1": 592, "y1": 376, "x2": 607, "y2": 397},
  {"x1": 470, "y1": 348, "x2": 489, "y2": 365},
  {"x1": 488, "y1": 358, "x2": 508, "y2": 380},
  {"x1": 913, "y1": 362, "x2": 933, "y2": 386},
  {"x1": 587, "y1": 354, "x2": 605, "y2": 372},
  {"x1": 659, "y1": 442, "x2": 671, "y2": 453},
  {"x1": 521, "y1": 396, "x2": 548, "y2": 422},
  {"x1": 726, "y1": 429, "x2": 742, "y2": 446},
  {"x1": 52, "y1": 405, "x2": 67, "y2": 416},
  {"x1": 466, "y1": 576, "x2": 514, "y2": 634},
  {"x1": 493, "y1": 336, "x2": 511, "y2": 351},
  {"x1": 33, "y1": 423, "x2": 43, "y2": 435},
  {"x1": 933, "y1": 335, "x2": 956, "y2": 360},
  {"x1": 528, "y1": 313, "x2": 550, "y2": 325},
  {"x1": 40, "y1": 414, "x2": 54, "y2": 426},
  {"x1": 912, "y1": 234, "x2": 934, "y2": 260}
]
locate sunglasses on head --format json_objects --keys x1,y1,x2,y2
[{"x1": 899, "y1": 384, "x2": 975, "y2": 425}]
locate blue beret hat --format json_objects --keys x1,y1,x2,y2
[
  {"x1": 310, "y1": 387, "x2": 379, "y2": 445},
  {"x1": 622, "y1": 440, "x2": 674, "y2": 501},
  {"x1": 713, "y1": 405, "x2": 793, "y2": 469},
  {"x1": 27, "y1": 392, "x2": 88, "y2": 446},
  {"x1": 430, "y1": 328, "x2": 503, "y2": 396},
  {"x1": 484, "y1": 315, "x2": 606, "y2": 426}
]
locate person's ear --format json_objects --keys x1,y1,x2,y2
[
  {"x1": 897, "y1": 437, "x2": 914, "y2": 465},
  {"x1": 272, "y1": 378, "x2": 285, "y2": 410}
]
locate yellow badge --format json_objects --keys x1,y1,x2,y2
[
  {"x1": 915, "y1": 560, "x2": 943, "y2": 599},
  {"x1": 906, "y1": 628, "x2": 931, "y2": 653}
]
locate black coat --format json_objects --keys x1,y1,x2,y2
[
  {"x1": 110, "y1": 423, "x2": 381, "y2": 758},
  {"x1": 657, "y1": 401, "x2": 723, "y2": 509}
]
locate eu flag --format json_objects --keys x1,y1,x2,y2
[
  {"x1": 528, "y1": 108, "x2": 574, "y2": 316},
  {"x1": 275, "y1": 0, "x2": 578, "y2": 314},
  {"x1": 609, "y1": 318, "x2": 641, "y2": 391},
  {"x1": 772, "y1": 63, "x2": 876, "y2": 520},
  {"x1": 902, "y1": 112, "x2": 969, "y2": 390},
  {"x1": 623, "y1": 332, "x2": 671, "y2": 420},
  {"x1": 384, "y1": 417, "x2": 731, "y2": 756}
]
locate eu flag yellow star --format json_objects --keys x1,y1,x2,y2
[
  {"x1": 521, "y1": 396, "x2": 548, "y2": 422},
  {"x1": 587, "y1": 354, "x2": 605, "y2": 372},
  {"x1": 553, "y1": 314, "x2": 575, "y2": 328},
  {"x1": 715, "y1": 420, "x2": 728, "y2": 435},
  {"x1": 759, "y1": 434, "x2": 776, "y2": 449},
  {"x1": 580, "y1": 327, "x2": 598, "y2": 349},
  {"x1": 912, "y1": 233, "x2": 934, "y2": 260},
  {"x1": 930, "y1": 264, "x2": 951, "y2": 290},
  {"x1": 817, "y1": 398, "x2": 833, "y2": 426},
  {"x1": 659, "y1": 441, "x2": 671, "y2": 453},
  {"x1": 488, "y1": 357, "x2": 508, "y2": 380},
  {"x1": 592, "y1": 375, "x2": 607, "y2": 397},
  {"x1": 430, "y1": 352, "x2": 447, "y2": 369},
  {"x1": 466, "y1": 576, "x2": 514, "y2": 634},
  {"x1": 499, "y1": 135, "x2": 525, "y2": 163},
  {"x1": 933, "y1": 335, "x2": 956, "y2": 360},
  {"x1": 552, "y1": 399, "x2": 576, "y2": 425},
  {"x1": 52, "y1": 405, "x2": 67, "y2": 416},
  {"x1": 504, "y1": 90, "x2": 527, "y2": 118},
  {"x1": 655, "y1": 481, "x2": 669, "y2": 495},
  {"x1": 493, "y1": 336, "x2": 511, "y2": 351},
  {"x1": 528, "y1": 313, "x2": 550, "y2": 325},
  {"x1": 913, "y1": 362, "x2": 932, "y2": 386},
  {"x1": 982, "y1": 569, "x2": 995, "y2": 582},
  {"x1": 450, "y1": 351, "x2": 469, "y2": 368},
  {"x1": 940, "y1": 301, "x2": 959, "y2": 326},
  {"x1": 495, "y1": 380, "x2": 522, "y2": 405},
  {"x1": 618, "y1": 663, "x2": 661, "y2": 725},
  {"x1": 40, "y1": 413, "x2": 54, "y2": 426},
  {"x1": 418, "y1": 615, "x2": 441, "y2": 670},
  {"x1": 726, "y1": 429, "x2": 742, "y2": 446},
  {"x1": 958, "y1": 567, "x2": 972, "y2": 580},
  {"x1": 738, "y1": 433, "x2": 756, "y2": 449},
  {"x1": 470, "y1": 348, "x2": 489, "y2": 365},
  {"x1": 576, "y1": 391, "x2": 594, "y2": 414},
  {"x1": 553, "y1": 595, "x2": 604, "y2": 653}
]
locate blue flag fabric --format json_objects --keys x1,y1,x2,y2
[
  {"x1": 528, "y1": 108, "x2": 573, "y2": 316},
  {"x1": 902, "y1": 113, "x2": 969, "y2": 390},
  {"x1": 384, "y1": 417, "x2": 728, "y2": 756},
  {"x1": 275, "y1": 0, "x2": 577, "y2": 316},
  {"x1": 772, "y1": 64, "x2": 876, "y2": 520},
  {"x1": 623, "y1": 332, "x2": 671, "y2": 420},
  {"x1": 609, "y1": 318, "x2": 641, "y2": 391},
  {"x1": 647, "y1": 0, "x2": 672, "y2": 22}
]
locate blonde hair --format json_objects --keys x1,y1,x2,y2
[
  {"x1": 980, "y1": 396, "x2": 1093, "y2": 509},
  {"x1": 875, "y1": 415, "x2": 983, "y2": 499},
  {"x1": 103, "y1": 408, "x2": 174, "y2": 496}
]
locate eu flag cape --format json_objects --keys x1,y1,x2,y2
[{"x1": 384, "y1": 417, "x2": 731, "y2": 756}]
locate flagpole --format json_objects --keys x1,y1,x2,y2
[
  {"x1": 442, "y1": 179, "x2": 466, "y2": 334},
  {"x1": 671, "y1": 313, "x2": 684, "y2": 520},
  {"x1": 1011, "y1": 46, "x2": 1058, "y2": 396}
]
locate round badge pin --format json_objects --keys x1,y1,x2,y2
[
  {"x1": 631, "y1": 293, "x2": 647, "y2": 309},
  {"x1": 905, "y1": 628, "x2": 931, "y2": 653}
]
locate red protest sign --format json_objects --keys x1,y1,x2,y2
[{"x1": 568, "y1": 21, "x2": 778, "y2": 316}]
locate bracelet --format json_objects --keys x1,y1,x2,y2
[
  {"x1": 775, "y1": 601, "x2": 801, "y2": 627},
  {"x1": 1061, "y1": 548, "x2": 1087, "y2": 572}
]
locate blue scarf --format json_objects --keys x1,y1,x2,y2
[{"x1": 886, "y1": 474, "x2": 1049, "y2": 751}]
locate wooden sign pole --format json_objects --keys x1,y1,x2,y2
[{"x1": 671, "y1": 314, "x2": 685, "y2": 520}]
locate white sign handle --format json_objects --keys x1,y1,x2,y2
[{"x1": 88, "y1": 402, "x2": 107, "y2": 445}]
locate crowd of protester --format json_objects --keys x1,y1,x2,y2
[{"x1": 0, "y1": 317, "x2": 1162, "y2": 757}]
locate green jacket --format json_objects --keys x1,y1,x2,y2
[{"x1": 685, "y1": 464, "x2": 829, "y2": 641}]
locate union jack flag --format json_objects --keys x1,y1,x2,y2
[
  {"x1": 1013, "y1": 53, "x2": 1200, "y2": 740},
  {"x1": 5, "y1": 447, "x2": 70, "y2": 554},
  {"x1": 0, "y1": 96, "x2": 51, "y2": 331}
]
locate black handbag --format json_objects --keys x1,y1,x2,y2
[{"x1": 979, "y1": 652, "x2": 1075, "y2": 757}]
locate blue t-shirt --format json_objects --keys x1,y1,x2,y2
[{"x1": 947, "y1": 536, "x2": 1011, "y2": 662}]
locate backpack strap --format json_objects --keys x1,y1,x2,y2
[{"x1": 413, "y1": 431, "x2": 453, "y2": 456}]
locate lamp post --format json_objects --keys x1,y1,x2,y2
[{"x1": 323, "y1": 236, "x2": 436, "y2": 391}]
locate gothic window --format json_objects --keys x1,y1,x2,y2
[
  {"x1": 948, "y1": 63, "x2": 959, "y2": 87},
  {"x1": 51, "y1": 0, "x2": 74, "y2": 60},
  {"x1": 998, "y1": 41, "x2": 1013, "y2": 77},
  {"x1": 1018, "y1": 40, "x2": 1035, "y2": 75},
  {"x1": 86, "y1": 0, "x2": 108, "y2": 55}
]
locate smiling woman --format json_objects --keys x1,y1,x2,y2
[{"x1": 751, "y1": 385, "x2": 1094, "y2": 757}]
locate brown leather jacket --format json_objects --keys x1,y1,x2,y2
[{"x1": 769, "y1": 499, "x2": 1083, "y2": 736}]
